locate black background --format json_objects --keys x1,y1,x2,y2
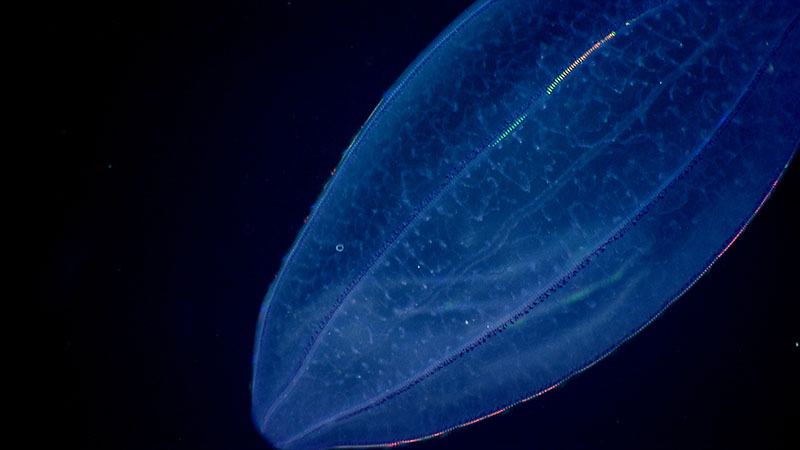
[{"x1": 42, "y1": 1, "x2": 797, "y2": 448}]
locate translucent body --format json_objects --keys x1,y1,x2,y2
[{"x1": 252, "y1": 1, "x2": 799, "y2": 448}]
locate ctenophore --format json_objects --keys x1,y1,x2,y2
[{"x1": 252, "y1": 1, "x2": 799, "y2": 448}]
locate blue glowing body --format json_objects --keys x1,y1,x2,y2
[{"x1": 252, "y1": 1, "x2": 799, "y2": 448}]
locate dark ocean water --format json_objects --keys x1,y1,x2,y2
[{"x1": 43, "y1": 1, "x2": 797, "y2": 448}]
